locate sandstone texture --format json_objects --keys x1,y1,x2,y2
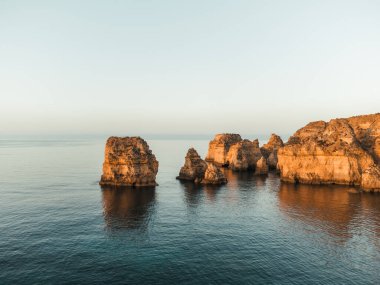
[
  {"x1": 100, "y1": 136, "x2": 159, "y2": 187},
  {"x1": 255, "y1": 157, "x2": 269, "y2": 175},
  {"x1": 202, "y1": 163, "x2": 228, "y2": 185},
  {"x1": 177, "y1": 148, "x2": 227, "y2": 185},
  {"x1": 226, "y1": 139, "x2": 262, "y2": 171},
  {"x1": 206, "y1": 134, "x2": 264, "y2": 172},
  {"x1": 260, "y1": 134, "x2": 284, "y2": 169},
  {"x1": 277, "y1": 114, "x2": 380, "y2": 191},
  {"x1": 177, "y1": 148, "x2": 208, "y2": 182},
  {"x1": 205, "y1": 134, "x2": 242, "y2": 166}
]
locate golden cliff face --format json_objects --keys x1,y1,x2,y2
[
  {"x1": 206, "y1": 134, "x2": 264, "y2": 172},
  {"x1": 177, "y1": 148, "x2": 227, "y2": 185},
  {"x1": 100, "y1": 136, "x2": 159, "y2": 187},
  {"x1": 205, "y1": 134, "x2": 242, "y2": 166},
  {"x1": 277, "y1": 114, "x2": 380, "y2": 191},
  {"x1": 226, "y1": 139, "x2": 262, "y2": 171},
  {"x1": 260, "y1": 134, "x2": 284, "y2": 170}
]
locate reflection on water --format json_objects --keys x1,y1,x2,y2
[
  {"x1": 223, "y1": 169, "x2": 268, "y2": 189},
  {"x1": 179, "y1": 181, "x2": 222, "y2": 205},
  {"x1": 101, "y1": 186, "x2": 156, "y2": 231},
  {"x1": 278, "y1": 183, "x2": 380, "y2": 241}
]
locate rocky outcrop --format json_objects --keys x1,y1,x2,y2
[
  {"x1": 205, "y1": 134, "x2": 265, "y2": 172},
  {"x1": 100, "y1": 136, "x2": 159, "y2": 187},
  {"x1": 177, "y1": 148, "x2": 207, "y2": 182},
  {"x1": 362, "y1": 166, "x2": 380, "y2": 190},
  {"x1": 177, "y1": 148, "x2": 227, "y2": 184},
  {"x1": 277, "y1": 113, "x2": 380, "y2": 192},
  {"x1": 226, "y1": 139, "x2": 262, "y2": 171},
  {"x1": 260, "y1": 134, "x2": 284, "y2": 169},
  {"x1": 177, "y1": 148, "x2": 227, "y2": 185},
  {"x1": 202, "y1": 163, "x2": 228, "y2": 185},
  {"x1": 205, "y1": 134, "x2": 242, "y2": 166},
  {"x1": 255, "y1": 157, "x2": 268, "y2": 175}
]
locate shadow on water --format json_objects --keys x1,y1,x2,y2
[
  {"x1": 101, "y1": 185, "x2": 156, "y2": 232},
  {"x1": 278, "y1": 182, "x2": 380, "y2": 241}
]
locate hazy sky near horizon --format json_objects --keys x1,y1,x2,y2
[{"x1": 0, "y1": 0, "x2": 379, "y2": 136}]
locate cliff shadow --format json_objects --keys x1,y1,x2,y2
[{"x1": 101, "y1": 185, "x2": 156, "y2": 232}]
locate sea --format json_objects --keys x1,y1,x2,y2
[{"x1": 1, "y1": 137, "x2": 380, "y2": 284}]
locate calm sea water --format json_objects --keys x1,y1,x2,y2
[{"x1": 1, "y1": 138, "x2": 380, "y2": 284}]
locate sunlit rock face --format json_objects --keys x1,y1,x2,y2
[
  {"x1": 177, "y1": 148, "x2": 227, "y2": 185},
  {"x1": 177, "y1": 148, "x2": 207, "y2": 182},
  {"x1": 260, "y1": 134, "x2": 284, "y2": 170},
  {"x1": 100, "y1": 137, "x2": 159, "y2": 187},
  {"x1": 362, "y1": 166, "x2": 380, "y2": 190},
  {"x1": 206, "y1": 134, "x2": 264, "y2": 172},
  {"x1": 205, "y1": 134, "x2": 242, "y2": 166},
  {"x1": 226, "y1": 139, "x2": 263, "y2": 171},
  {"x1": 277, "y1": 113, "x2": 380, "y2": 191},
  {"x1": 255, "y1": 157, "x2": 268, "y2": 175},
  {"x1": 201, "y1": 163, "x2": 227, "y2": 185}
]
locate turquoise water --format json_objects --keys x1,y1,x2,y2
[{"x1": 1, "y1": 138, "x2": 380, "y2": 284}]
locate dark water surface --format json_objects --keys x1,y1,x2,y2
[{"x1": 1, "y1": 138, "x2": 380, "y2": 284}]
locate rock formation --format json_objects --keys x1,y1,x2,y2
[
  {"x1": 255, "y1": 157, "x2": 269, "y2": 175},
  {"x1": 205, "y1": 134, "x2": 265, "y2": 172},
  {"x1": 177, "y1": 148, "x2": 207, "y2": 182},
  {"x1": 260, "y1": 134, "x2": 284, "y2": 169},
  {"x1": 277, "y1": 113, "x2": 380, "y2": 191},
  {"x1": 226, "y1": 139, "x2": 262, "y2": 171},
  {"x1": 177, "y1": 148, "x2": 227, "y2": 185},
  {"x1": 205, "y1": 134, "x2": 242, "y2": 166},
  {"x1": 202, "y1": 163, "x2": 228, "y2": 185},
  {"x1": 100, "y1": 136, "x2": 159, "y2": 187}
]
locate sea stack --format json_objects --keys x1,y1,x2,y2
[
  {"x1": 100, "y1": 136, "x2": 159, "y2": 187},
  {"x1": 177, "y1": 148, "x2": 208, "y2": 183},
  {"x1": 177, "y1": 148, "x2": 227, "y2": 185},
  {"x1": 277, "y1": 113, "x2": 380, "y2": 192},
  {"x1": 206, "y1": 134, "x2": 265, "y2": 172},
  {"x1": 260, "y1": 134, "x2": 284, "y2": 170},
  {"x1": 226, "y1": 139, "x2": 262, "y2": 171},
  {"x1": 205, "y1": 134, "x2": 242, "y2": 166}
]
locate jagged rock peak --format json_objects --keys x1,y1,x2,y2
[{"x1": 177, "y1": 148, "x2": 207, "y2": 181}]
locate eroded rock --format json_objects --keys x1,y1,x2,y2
[
  {"x1": 176, "y1": 148, "x2": 207, "y2": 181},
  {"x1": 205, "y1": 134, "x2": 242, "y2": 166},
  {"x1": 201, "y1": 163, "x2": 227, "y2": 185},
  {"x1": 226, "y1": 139, "x2": 262, "y2": 171},
  {"x1": 100, "y1": 136, "x2": 159, "y2": 187},
  {"x1": 277, "y1": 114, "x2": 380, "y2": 191},
  {"x1": 178, "y1": 148, "x2": 227, "y2": 185},
  {"x1": 255, "y1": 157, "x2": 268, "y2": 175},
  {"x1": 260, "y1": 134, "x2": 284, "y2": 169}
]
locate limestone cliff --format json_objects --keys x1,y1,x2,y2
[
  {"x1": 260, "y1": 134, "x2": 284, "y2": 169},
  {"x1": 177, "y1": 148, "x2": 207, "y2": 182},
  {"x1": 277, "y1": 114, "x2": 380, "y2": 191},
  {"x1": 226, "y1": 139, "x2": 262, "y2": 171},
  {"x1": 201, "y1": 163, "x2": 228, "y2": 185},
  {"x1": 205, "y1": 134, "x2": 242, "y2": 166},
  {"x1": 100, "y1": 136, "x2": 159, "y2": 187},
  {"x1": 255, "y1": 157, "x2": 269, "y2": 175},
  {"x1": 177, "y1": 148, "x2": 227, "y2": 185}
]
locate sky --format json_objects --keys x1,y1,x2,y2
[{"x1": 0, "y1": 0, "x2": 379, "y2": 137}]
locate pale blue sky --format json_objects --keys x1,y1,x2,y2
[{"x1": 0, "y1": 0, "x2": 379, "y2": 136}]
